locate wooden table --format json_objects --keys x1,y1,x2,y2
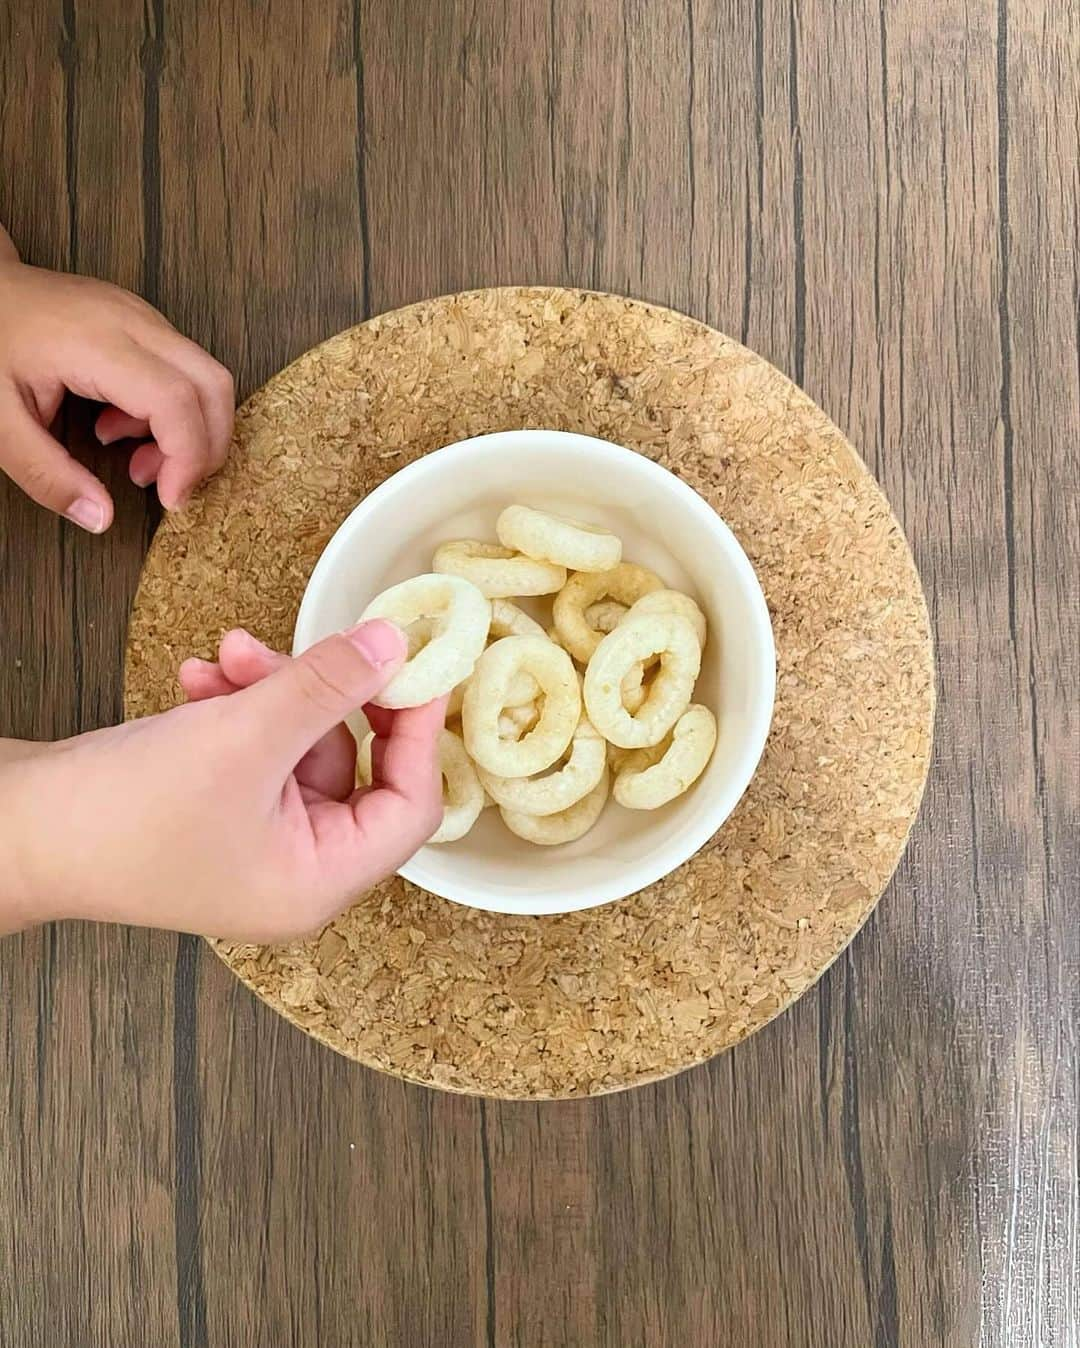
[{"x1": 1, "y1": 3, "x2": 1076, "y2": 1345}]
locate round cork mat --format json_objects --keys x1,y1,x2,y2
[{"x1": 124, "y1": 287, "x2": 934, "y2": 1099}]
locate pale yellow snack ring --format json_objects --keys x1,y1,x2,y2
[
  {"x1": 496, "y1": 505, "x2": 622, "y2": 572},
  {"x1": 361, "y1": 573, "x2": 490, "y2": 708},
  {"x1": 613, "y1": 705, "x2": 718, "y2": 810},
  {"x1": 463, "y1": 635, "x2": 580, "y2": 777},
  {"x1": 446, "y1": 599, "x2": 545, "y2": 715},
  {"x1": 433, "y1": 539, "x2": 565, "y2": 598},
  {"x1": 500, "y1": 768, "x2": 610, "y2": 845},
  {"x1": 430, "y1": 728, "x2": 485, "y2": 843},
  {"x1": 583, "y1": 612, "x2": 701, "y2": 748},
  {"x1": 552, "y1": 563, "x2": 664, "y2": 663},
  {"x1": 479, "y1": 714, "x2": 606, "y2": 817}
]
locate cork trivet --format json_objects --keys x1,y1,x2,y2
[{"x1": 124, "y1": 288, "x2": 934, "y2": 1099}]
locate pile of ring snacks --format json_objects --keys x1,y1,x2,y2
[{"x1": 359, "y1": 505, "x2": 718, "y2": 846}]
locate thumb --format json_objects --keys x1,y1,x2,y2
[{"x1": 236, "y1": 620, "x2": 406, "y2": 765}]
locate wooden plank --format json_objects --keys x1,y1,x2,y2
[
  {"x1": 985, "y1": 0, "x2": 1080, "y2": 1338},
  {"x1": 152, "y1": 3, "x2": 489, "y2": 1345},
  {"x1": 358, "y1": 0, "x2": 561, "y2": 308},
  {"x1": 0, "y1": 4, "x2": 177, "y2": 1347}
]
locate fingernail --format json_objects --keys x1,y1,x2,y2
[
  {"x1": 227, "y1": 628, "x2": 273, "y2": 656},
  {"x1": 130, "y1": 461, "x2": 156, "y2": 487},
  {"x1": 97, "y1": 428, "x2": 119, "y2": 446},
  {"x1": 66, "y1": 498, "x2": 106, "y2": 534},
  {"x1": 343, "y1": 619, "x2": 407, "y2": 668}
]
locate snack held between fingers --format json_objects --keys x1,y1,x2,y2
[{"x1": 1, "y1": 621, "x2": 446, "y2": 942}]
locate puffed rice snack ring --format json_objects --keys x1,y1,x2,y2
[
  {"x1": 433, "y1": 540, "x2": 565, "y2": 598},
  {"x1": 463, "y1": 635, "x2": 580, "y2": 777},
  {"x1": 360, "y1": 573, "x2": 490, "y2": 708},
  {"x1": 612, "y1": 705, "x2": 718, "y2": 809},
  {"x1": 478, "y1": 713, "x2": 606, "y2": 817},
  {"x1": 552, "y1": 563, "x2": 664, "y2": 663},
  {"x1": 496, "y1": 505, "x2": 622, "y2": 573},
  {"x1": 430, "y1": 728, "x2": 485, "y2": 843},
  {"x1": 499, "y1": 768, "x2": 610, "y2": 845},
  {"x1": 583, "y1": 612, "x2": 701, "y2": 749}
]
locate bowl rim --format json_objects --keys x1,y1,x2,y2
[{"x1": 294, "y1": 428, "x2": 776, "y2": 916}]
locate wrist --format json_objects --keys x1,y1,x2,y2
[
  {"x1": 0, "y1": 752, "x2": 64, "y2": 933},
  {"x1": 0, "y1": 225, "x2": 20, "y2": 267}
]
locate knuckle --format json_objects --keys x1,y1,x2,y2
[
  {"x1": 15, "y1": 458, "x2": 63, "y2": 505},
  {"x1": 294, "y1": 643, "x2": 359, "y2": 712},
  {"x1": 158, "y1": 374, "x2": 200, "y2": 416},
  {"x1": 111, "y1": 281, "x2": 149, "y2": 309},
  {"x1": 209, "y1": 362, "x2": 235, "y2": 402}
]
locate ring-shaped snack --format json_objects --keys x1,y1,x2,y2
[
  {"x1": 499, "y1": 768, "x2": 610, "y2": 845},
  {"x1": 613, "y1": 705, "x2": 718, "y2": 809},
  {"x1": 448, "y1": 667, "x2": 539, "y2": 719},
  {"x1": 445, "y1": 600, "x2": 544, "y2": 716},
  {"x1": 478, "y1": 713, "x2": 606, "y2": 816},
  {"x1": 553, "y1": 563, "x2": 664, "y2": 663},
  {"x1": 361, "y1": 573, "x2": 490, "y2": 708},
  {"x1": 433, "y1": 540, "x2": 565, "y2": 598},
  {"x1": 626, "y1": 588, "x2": 707, "y2": 649},
  {"x1": 430, "y1": 728, "x2": 485, "y2": 843},
  {"x1": 463, "y1": 635, "x2": 580, "y2": 777},
  {"x1": 496, "y1": 505, "x2": 622, "y2": 572},
  {"x1": 583, "y1": 612, "x2": 701, "y2": 748}
]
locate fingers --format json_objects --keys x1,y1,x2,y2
[
  {"x1": 97, "y1": 414, "x2": 164, "y2": 489},
  {"x1": 310, "y1": 697, "x2": 446, "y2": 888},
  {"x1": 178, "y1": 629, "x2": 283, "y2": 704},
  {"x1": 139, "y1": 328, "x2": 234, "y2": 475},
  {"x1": 369, "y1": 698, "x2": 447, "y2": 797},
  {"x1": 61, "y1": 334, "x2": 214, "y2": 509},
  {"x1": 95, "y1": 329, "x2": 234, "y2": 492},
  {"x1": 232, "y1": 621, "x2": 407, "y2": 769},
  {"x1": 181, "y1": 631, "x2": 359, "y2": 800},
  {"x1": 216, "y1": 628, "x2": 285, "y2": 686},
  {"x1": 128, "y1": 442, "x2": 164, "y2": 488},
  {"x1": 178, "y1": 657, "x2": 237, "y2": 701},
  {"x1": 95, "y1": 407, "x2": 150, "y2": 445},
  {"x1": 0, "y1": 384, "x2": 113, "y2": 532}
]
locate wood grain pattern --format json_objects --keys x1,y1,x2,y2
[{"x1": 0, "y1": 1, "x2": 1076, "y2": 1345}]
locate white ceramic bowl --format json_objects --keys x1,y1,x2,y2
[{"x1": 293, "y1": 430, "x2": 775, "y2": 916}]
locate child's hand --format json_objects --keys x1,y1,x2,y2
[
  {"x1": 0, "y1": 241, "x2": 234, "y2": 532},
  {"x1": 0, "y1": 622, "x2": 445, "y2": 941}
]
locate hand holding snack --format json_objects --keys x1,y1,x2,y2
[{"x1": 0, "y1": 622, "x2": 445, "y2": 941}]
